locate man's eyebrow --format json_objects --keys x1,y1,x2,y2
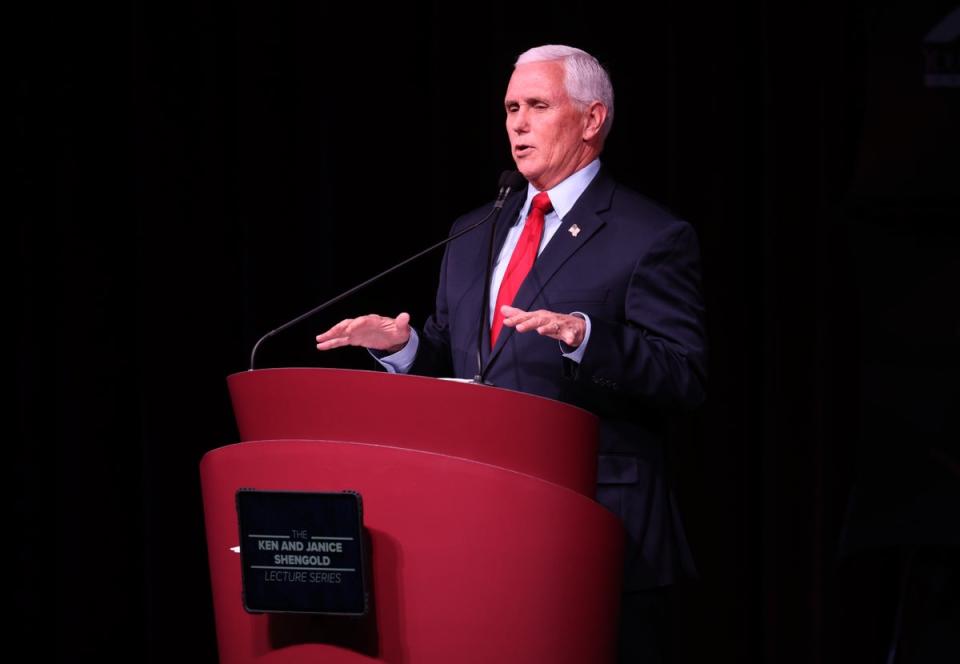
[{"x1": 504, "y1": 96, "x2": 549, "y2": 107}]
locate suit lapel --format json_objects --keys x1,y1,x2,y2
[{"x1": 486, "y1": 169, "x2": 616, "y2": 366}]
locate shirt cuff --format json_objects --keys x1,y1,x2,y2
[
  {"x1": 370, "y1": 328, "x2": 419, "y2": 374},
  {"x1": 560, "y1": 312, "x2": 591, "y2": 363}
]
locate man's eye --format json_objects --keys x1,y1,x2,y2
[{"x1": 534, "y1": 103, "x2": 548, "y2": 110}]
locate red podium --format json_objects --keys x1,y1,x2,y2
[{"x1": 201, "y1": 368, "x2": 625, "y2": 663}]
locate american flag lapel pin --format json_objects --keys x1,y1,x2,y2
[{"x1": 568, "y1": 224, "x2": 581, "y2": 237}]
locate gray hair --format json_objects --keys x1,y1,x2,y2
[{"x1": 515, "y1": 44, "x2": 615, "y2": 141}]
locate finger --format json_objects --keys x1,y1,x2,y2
[
  {"x1": 515, "y1": 310, "x2": 552, "y2": 333},
  {"x1": 536, "y1": 319, "x2": 561, "y2": 336},
  {"x1": 502, "y1": 306, "x2": 536, "y2": 329},
  {"x1": 315, "y1": 319, "x2": 353, "y2": 343},
  {"x1": 395, "y1": 312, "x2": 411, "y2": 331},
  {"x1": 516, "y1": 314, "x2": 545, "y2": 332},
  {"x1": 316, "y1": 336, "x2": 351, "y2": 351}
]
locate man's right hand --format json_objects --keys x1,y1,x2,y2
[{"x1": 315, "y1": 312, "x2": 411, "y2": 354}]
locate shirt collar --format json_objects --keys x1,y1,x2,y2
[{"x1": 519, "y1": 159, "x2": 601, "y2": 222}]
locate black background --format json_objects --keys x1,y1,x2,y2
[{"x1": 17, "y1": 1, "x2": 958, "y2": 661}]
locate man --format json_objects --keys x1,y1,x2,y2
[{"x1": 316, "y1": 45, "x2": 706, "y2": 661}]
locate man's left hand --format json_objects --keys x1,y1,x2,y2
[{"x1": 500, "y1": 305, "x2": 586, "y2": 348}]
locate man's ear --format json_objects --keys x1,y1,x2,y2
[{"x1": 582, "y1": 101, "x2": 608, "y2": 141}]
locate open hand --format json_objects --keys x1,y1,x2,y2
[
  {"x1": 315, "y1": 312, "x2": 411, "y2": 353},
  {"x1": 500, "y1": 306, "x2": 586, "y2": 347}
]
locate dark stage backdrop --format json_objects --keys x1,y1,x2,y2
[{"x1": 17, "y1": 1, "x2": 958, "y2": 662}]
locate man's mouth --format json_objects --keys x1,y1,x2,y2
[{"x1": 514, "y1": 144, "x2": 534, "y2": 156}]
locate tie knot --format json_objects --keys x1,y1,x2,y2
[{"x1": 530, "y1": 192, "x2": 553, "y2": 215}]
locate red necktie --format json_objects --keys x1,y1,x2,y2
[{"x1": 490, "y1": 192, "x2": 553, "y2": 347}]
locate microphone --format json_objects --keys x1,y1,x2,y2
[
  {"x1": 493, "y1": 170, "x2": 528, "y2": 208},
  {"x1": 475, "y1": 171, "x2": 527, "y2": 381},
  {"x1": 249, "y1": 171, "x2": 527, "y2": 370}
]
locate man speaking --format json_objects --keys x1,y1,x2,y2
[{"x1": 316, "y1": 44, "x2": 707, "y2": 662}]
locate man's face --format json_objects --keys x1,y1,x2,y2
[{"x1": 504, "y1": 60, "x2": 595, "y2": 191}]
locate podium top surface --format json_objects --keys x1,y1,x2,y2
[{"x1": 227, "y1": 368, "x2": 599, "y2": 495}]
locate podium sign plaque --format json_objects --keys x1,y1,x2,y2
[{"x1": 235, "y1": 490, "x2": 368, "y2": 616}]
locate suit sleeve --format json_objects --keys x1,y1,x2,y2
[
  {"x1": 409, "y1": 241, "x2": 455, "y2": 378},
  {"x1": 564, "y1": 220, "x2": 707, "y2": 410}
]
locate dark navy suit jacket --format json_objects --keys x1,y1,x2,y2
[{"x1": 411, "y1": 168, "x2": 707, "y2": 590}]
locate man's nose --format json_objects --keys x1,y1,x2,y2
[{"x1": 509, "y1": 108, "x2": 529, "y2": 133}]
